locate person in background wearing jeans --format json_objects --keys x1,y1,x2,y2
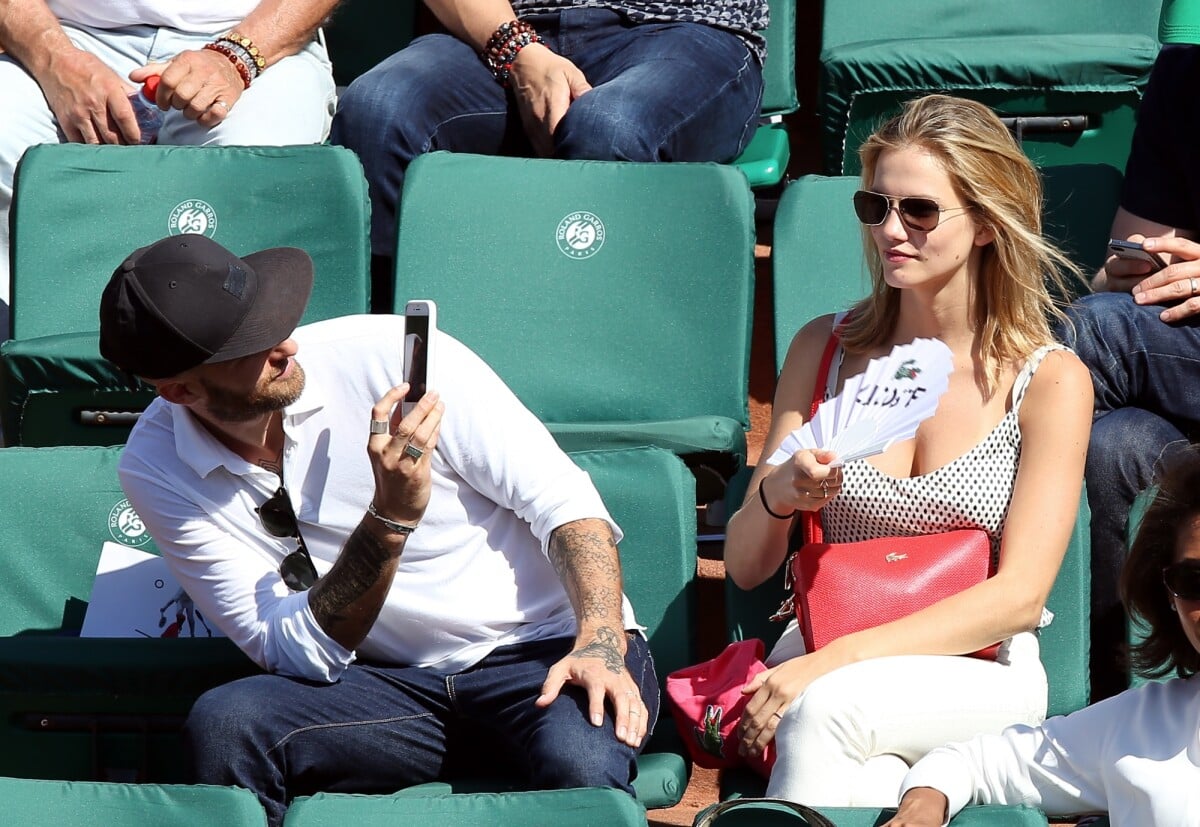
[
  {"x1": 98, "y1": 235, "x2": 657, "y2": 826},
  {"x1": 331, "y1": 0, "x2": 767, "y2": 276},
  {"x1": 0, "y1": 0, "x2": 338, "y2": 342},
  {"x1": 1059, "y1": 0, "x2": 1200, "y2": 701}
]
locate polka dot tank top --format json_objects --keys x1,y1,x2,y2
[{"x1": 819, "y1": 342, "x2": 1066, "y2": 552}]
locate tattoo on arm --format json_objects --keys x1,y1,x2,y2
[
  {"x1": 571, "y1": 625, "x2": 625, "y2": 674},
  {"x1": 309, "y1": 522, "x2": 398, "y2": 630},
  {"x1": 548, "y1": 520, "x2": 623, "y2": 625}
]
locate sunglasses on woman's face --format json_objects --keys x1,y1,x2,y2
[
  {"x1": 1163, "y1": 559, "x2": 1200, "y2": 602},
  {"x1": 853, "y1": 189, "x2": 970, "y2": 233},
  {"x1": 257, "y1": 486, "x2": 319, "y2": 592}
]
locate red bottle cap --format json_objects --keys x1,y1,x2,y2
[{"x1": 141, "y1": 75, "x2": 161, "y2": 101}]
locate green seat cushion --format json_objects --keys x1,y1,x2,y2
[
  {"x1": 0, "y1": 779, "x2": 266, "y2": 826},
  {"x1": 284, "y1": 787, "x2": 647, "y2": 827},
  {"x1": 820, "y1": 34, "x2": 1158, "y2": 174},
  {"x1": 731, "y1": 124, "x2": 792, "y2": 189},
  {"x1": 0, "y1": 332, "x2": 154, "y2": 446}
]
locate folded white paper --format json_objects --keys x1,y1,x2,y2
[{"x1": 81, "y1": 542, "x2": 222, "y2": 638}]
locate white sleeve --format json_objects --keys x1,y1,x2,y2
[
  {"x1": 119, "y1": 456, "x2": 354, "y2": 683},
  {"x1": 901, "y1": 700, "x2": 1118, "y2": 820}
]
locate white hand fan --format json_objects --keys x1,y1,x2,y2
[{"x1": 766, "y1": 338, "x2": 953, "y2": 467}]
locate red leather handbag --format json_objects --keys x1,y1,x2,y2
[{"x1": 783, "y1": 319, "x2": 1001, "y2": 660}]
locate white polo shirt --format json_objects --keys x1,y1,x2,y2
[{"x1": 119, "y1": 315, "x2": 635, "y2": 682}]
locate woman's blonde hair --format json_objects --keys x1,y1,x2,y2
[{"x1": 840, "y1": 95, "x2": 1081, "y2": 392}]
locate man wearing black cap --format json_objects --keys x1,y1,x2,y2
[{"x1": 100, "y1": 235, "x2": 656, "y2": 825}]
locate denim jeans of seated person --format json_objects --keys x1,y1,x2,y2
[
  {"x1": 330, "y1": 6, "x2": 765, "y2": 259},
  {"x1": 185, "y1": 632, "x2": 658, "y2": 827},
  {"x1": 1058, "y1": 291, "x2": 1200, "y2": 698}
]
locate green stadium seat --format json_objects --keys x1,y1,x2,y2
[
  {"x1": 0, "y1": 445, "x2": 259, "y2": 782},
  {"x1": 0, "y1": 143, "x2": 371, "y2": 446},
  {"x1": 0, "y1": 778, "x2": 266, "y2": 826},
  {"x1": 284, "y1": 786, "x2": 647, "y2": 827},
  {"x1": 730, "y1": 1, "x2": 798, "y2": 189},
  {"x1": 817, "y1": 1, "x2": 1159, "y2": 175},
  {"x1": 392, "y1": 152, "x2": 754, "y2": 480}
]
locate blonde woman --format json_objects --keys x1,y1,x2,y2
[{"x1": 723, "y1": 95, "x2": 1093, "y2": 806}]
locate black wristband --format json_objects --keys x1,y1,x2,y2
[{"x1": 758, "y1": 481, "x2": 797, "y2": 520}]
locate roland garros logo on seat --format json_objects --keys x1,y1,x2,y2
[
  {"x1": 108, "y1": 498, "x2": 152, "y2": 547},
  {"x1": 168, "y1": 199, "x2": 218, "y2": 238},
  {"x1": 555, "y1": 211, "x2": 605, "y2": 260}
]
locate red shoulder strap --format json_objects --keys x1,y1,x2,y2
[{"x1": 801, "y1": 316, "x2": 849, "y2": 546}]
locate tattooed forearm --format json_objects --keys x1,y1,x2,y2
[
  {"x1": 309, "y1": 522, "x2": 402, "y2": 645},
  {"x1": 571, "y1": 626, "x2": 625, "y2": 674},
  {"x1": 549, "y1": 519, "x2": 624, "y2": 625}
]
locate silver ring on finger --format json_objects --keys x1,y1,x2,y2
[
  {"x1": 403, "y1": 442, "x2": 425, "y2": 460},
  {"x1": 369, "y1": 419, "x2": 390, "y2": 435},
  {"x1": 1191, "y1": 277, "x2": 1198, "y2": 296},
  {"x1": 212, "y1": 99, "x2": 229, "y2": 110},
  {"x1": 629, "y1": 708, "x2": 640, "y2": 716}
]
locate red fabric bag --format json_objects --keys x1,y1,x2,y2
[
  {"x1": 782, "y1": 318, "x2": 1001, "y2": 660},
  {"x1": 665, "y1": 639, "x2": 776, "y2": 776}
]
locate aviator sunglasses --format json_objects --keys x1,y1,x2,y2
[
  {"x1": 853, "y1": 189, "x2": 971, "y2": 233},
  {"x1": 1163, "y1": 559, "x2": 1200, "y2": 602},
  {"x1": 257, "y1": 486, "x2": 319, "y2": 591}
]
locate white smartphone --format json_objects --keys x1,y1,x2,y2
[
  {"x1": 1108, "y1": 238, "x2": 1167, "y2": 272},
  {"x1": 402, "y1": 299, "x2": 437, "y2": 416}
]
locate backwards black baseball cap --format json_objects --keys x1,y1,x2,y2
[{"x1": 99, "y1": 235, "x2": 314, "y2": 379}]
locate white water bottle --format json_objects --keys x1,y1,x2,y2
[{"x1": 129, "y1": 75, "x2": 162, "y2": 145}]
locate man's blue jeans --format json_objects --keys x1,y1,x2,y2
[
  {"x1": 330, "y1": 8, "x2": 764, "y2": 259},
  {"x1": 185, "y1": 633, "x2": 658, "y2": 826},
  {"x1": 1059, "y1": 292, "x2": 1199, "y2": 698}
]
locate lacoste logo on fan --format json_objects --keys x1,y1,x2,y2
[
  {"x1": 555, "y1": 211, "x2": 606, "y2": 259},
  {"x1": 168, "y1": 199, "x2": 218, "y2": 238}
]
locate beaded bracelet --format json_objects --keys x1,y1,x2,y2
[
  {"x1": 480, "y1": 19, "x2": 543, "y2": 87},
  {"x1": 203, "y1": 41, "x2": 253, "y2": 89},
  {"x1": 220, "y1": 32, "x2": 266, "y2": 73},
  {"x1": 758, "y1": 481, "x2": 797, "y2": 520},
  {"x1": 215, "y1": 38, "x2": 260, "y2": 82}
]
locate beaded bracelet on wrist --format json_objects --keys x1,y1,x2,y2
[
  {"x1": 203, "y1": 42, "x2": 253, "y2": 89},
  {"x1": 480, "y1": 19, "x2": 543, "y2": 87},
  {"x1": 220, "y1": 32, "x2": 266, "y2": 73},
  {"x1": 216, "y1": 39, "x2": 260, "y2": 82}
]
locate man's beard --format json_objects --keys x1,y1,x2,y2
[{"x1": 200, "y1": 362, "x2": 307, "y2": 423}]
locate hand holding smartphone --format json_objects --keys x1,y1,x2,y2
[
  {"x1": 402, "y1": 299, "x2": 437, "y2": 416},
  {"x1": 1108, "y1": 238, "x2": 1167, "y2": 273}
]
